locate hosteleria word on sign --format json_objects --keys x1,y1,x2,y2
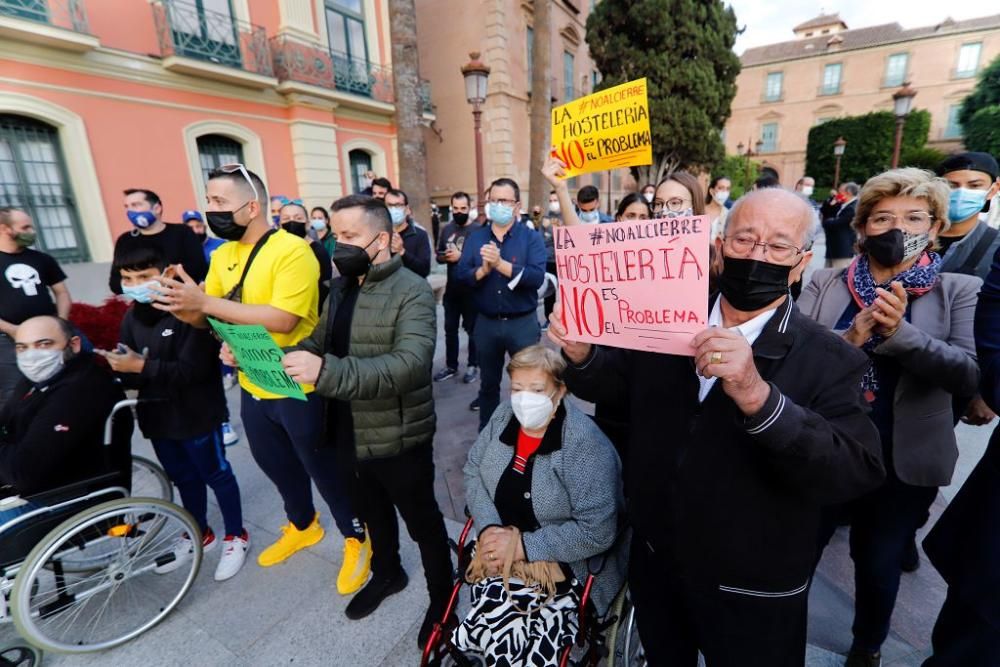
[{"x1": 554, "y1": 216, "x2": 710, "y2": 356}]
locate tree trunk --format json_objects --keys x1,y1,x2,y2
[
  {"x1": 389, "y1": 0, "x2": 431, "y2": 234},
  {"x1": 632, "y1": 154, "x2": 680, "y2": 190},
  {"x1": 527, "y1": 0, "x2": 552, "y2": 214}
]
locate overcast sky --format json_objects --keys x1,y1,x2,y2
[{"x1": 727, "y1": 2, "x2": 992, "y2": 53}]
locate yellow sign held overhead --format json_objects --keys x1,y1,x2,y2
[{"x1": 550, "y1": 77, "x2": 652, "y2": 179}]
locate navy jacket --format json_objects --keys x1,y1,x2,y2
[
  {"x1": 455, "y1": 221, "x2": 547, "y2": 317},
  {"x1": 398, "y1": 221, "x2": 431, "y2": 278},
  {"x1": 822, "y1": 199, "x2": 857, "y2": 260}
]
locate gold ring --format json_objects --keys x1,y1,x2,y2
[
  {"x1": 489, "y1": 552, "x2": 495, "y2": 561},
  {"x1": 710, "y1": 351, "x2": 723, "y2": 364}
]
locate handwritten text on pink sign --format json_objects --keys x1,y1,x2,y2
[{"x1": 554, "y1": 217, "x2": 710, "y2": 356}]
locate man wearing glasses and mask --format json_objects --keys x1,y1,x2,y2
[{"x1": 548, "y1": 187, "x2": 884, "y2": 666}]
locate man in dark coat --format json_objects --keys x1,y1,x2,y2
[{"x1": 822, "y1": 181, "x2": 859, "y2": 269}]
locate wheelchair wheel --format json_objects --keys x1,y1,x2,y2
[
  {"x1": 615, "y1": 597, "x2": 646, "y2": 667},
  {"x1": 0, "y1": 643, "x2": 42, "y2": 667},
  {"x1": 11, "y1": 498, "x2": 201, "y2": 653},
  {"x1": 132, "y1": 456, "x2": 173, "y2": 502}
]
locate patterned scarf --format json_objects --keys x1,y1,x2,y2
[{"x1": 844, "y1": 251, "x2": 941, "y2": 400}]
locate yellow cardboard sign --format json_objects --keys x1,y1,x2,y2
[{"x1": 550, "y1": 77, "x2": 652, "y2": 178}]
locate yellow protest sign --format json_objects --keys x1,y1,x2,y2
[{"x1": 550, "y1": 77, "x2": 652, "y2": 178}]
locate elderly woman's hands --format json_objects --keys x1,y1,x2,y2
[
  {"x1": 479, "y1": 526, "x2": 526, "y2": 576},
  {"x1": 844, "y1": 308, "x2": 877, "y2": 347},
  {"x1": 871, "y1": 282, "x2": 907, "y2": 337}
]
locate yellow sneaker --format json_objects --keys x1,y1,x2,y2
[
  {"x1": 257, "y1": 513, "x2": 325, "y2": 567},
  {"x1": 337, "y1": 532, "x2": 372, "y2": 595}
]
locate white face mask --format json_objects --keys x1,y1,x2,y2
[
  {"x1": 548, "y1": 202, "x2": 561, "y2": 214},
  {"x1": 17, "y1": 347, "x2": 67, "y2": 384},
  {"x1": 712, "y1": 190, "x2": 730, "y2": 205},
  {"x1": 643, "y1": 192, "x2": 654, "y2": 203},
  {"x1": 801, "y1": 185, "x2": 814, "y2": 197},
  {"x1": 511, "y1": 390, "x2": 557, "y2": 429}
]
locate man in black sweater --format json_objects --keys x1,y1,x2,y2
[
  {"x1": 549, "y1": 188, "x2": 884, "y2": 666},
  {"x1": 108, "y1": 188, "x2": 207, "y2": 294},
  {"x1": 385, "y1": 188, "x2": 431, "y2": 278},
  {"x1": 0, "y1": 316, "x2": 132, "y2": 518},
  {"x1": 433, "y1": 191, "x2": 480, "y2": 384}
]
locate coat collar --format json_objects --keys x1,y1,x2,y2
[
  {"x1": 498, "y1": 401, "x2": 567, "y2": 455},
  {"x1": 364, "y1": 255, "x2": 402, "y2": 284},
  {"x1": 708, "y1": 292, "x2": 795, "y2": 361}
]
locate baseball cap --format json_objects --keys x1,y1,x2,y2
[
  {"x1": 182, "y1": 209, "x2": 203, "y2": 222},
  {"x1": 936, "y1": 152, "x2": 999, "y2": 181}
]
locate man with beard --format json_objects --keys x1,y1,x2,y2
[{"x1": 434, "y1": 191, "x2": 480, "y2": 385}]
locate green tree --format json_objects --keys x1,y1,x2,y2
[
  {"x1": 586, "y1": 0, "x2": 741, "y2": 184},
  {"x1": 899, "y1": 145, "x2": 947, "y2": 172},
  {"x1": 958, "y1": 55, "x2": 1000, "y2": 129},
  {"x1": 713, "y1": 154, "x2": 760, "y2": 199},
  {"x1": 964, "y1": 106, "x2": 1000, "y2": 156}
]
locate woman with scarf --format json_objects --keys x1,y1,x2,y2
[{"x1": 798, "y1": 168, "x2": 980, "y2": 667}]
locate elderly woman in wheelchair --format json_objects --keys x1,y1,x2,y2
[{"x1": 457, "y1": 344, "x2": 627, "y2": 666}]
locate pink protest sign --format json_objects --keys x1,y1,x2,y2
[{"x1": 554, "y1": 217, "x2": 710, "y2": 356}]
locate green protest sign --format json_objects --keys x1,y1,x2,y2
[{"x1": 207, "y1": 318, "x2": 307, "y2": 401}]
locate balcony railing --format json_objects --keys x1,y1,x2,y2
[
  {"x1": 762, "y1": 91, "x2": 784, "y2": 103},
  {"x1": 152, "y1": 0, "x2": 273, "y2": 78},
  {"x1": 419, "y1": 79, "x2": 434, "y2": 115},
  {"x1": 0, "y1": 0, "x2": 90, "y2": 33}
]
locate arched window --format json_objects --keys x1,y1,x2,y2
[
  {"x1": 349, "y1": 149, "x2": 372, "y2": 194},
  {"x1": 0, "y1": 114, "x2": 88, "y2": 262},
  {"x1": 197, "y1": 134, "x2": 244, "y2": 184}
]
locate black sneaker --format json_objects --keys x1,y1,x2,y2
[
  {"x1": 418, "y1": 604, "x2": 458, "y2": 649},
  {"x1": 462, "y1": 366, "x2": 479, "y2": 384},
  {"x1": 345, "y1": 568, "x2": 408, "y2": 620},
  {"x1": 469, "y1": 397, "x2": 480, "y2": 411},
  {"x1": 901, "y1": 538, "x2": 920, "y2": 573},
  {"x1": 434, "y1": 368, "x2": 457, "y2": 382},
  {"x1": 845, "y1": 649, "x2": 882, "y2": 667}
]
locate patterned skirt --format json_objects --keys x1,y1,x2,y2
[{"x1": 452, "y1": 576, "x2": 580, "y2": 666}]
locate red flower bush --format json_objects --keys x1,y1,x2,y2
[{"x1": 70, "y1": 297, "x2": 129, "y2": 353}]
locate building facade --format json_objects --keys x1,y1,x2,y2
[
  {"x1": 724, "y1": 13, "x2": 1000, "y2": 187},
  {"x1": 0, "y1": 0, "x2": 431, "y2": 264},
  {"x1": 415, "y1": 0, "x2": 631, "y2": 213}
]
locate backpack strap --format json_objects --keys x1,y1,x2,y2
[{"x1": 954, "y1": 225, "x2": 998, "y2": 276}]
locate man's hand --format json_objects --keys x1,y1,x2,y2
[
  {"x1": 691, "y1": 327, "x2": 770, "y2": 416},
  {"x1": 871, "y1": 282, "x2": 907, "y2": 337},
  {"x1": 444, "y1": 247, "x2": 461, "y2": 263},
  {"x1": 391, "y1": 232, "x2": 405, "y2": 256},
  {"x1": 844, "y1": 307, "x2": 877, "y2": 348},
  {"x1": 95, "y1": 344, "x2": 146, "y2": 374},
  {"x1": 478, "y1": 526, "x2": 526, "y2": 577},
  {"x1": 480, "y1": 242, "x2": 500, "y2": 269},
  {"x1": 547, "y1": 301, "x2": 592, "y2": 365},
  {"x1": 961, "y1": 395, "x2": 996, "y2": 426},
  {"x1": 154, "y1": 265, "x2": 207, "y2": 324},
  {"x1": 282, "y1": 350, "x2": 323, "y2": 385},
  {"x1": 220, "y1": 342, "x2": 238, "y2": 368},
  {"x1": 541, "y1": 155, "x2": 569, "y2": 190}
]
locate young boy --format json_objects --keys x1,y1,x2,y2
[{"x1": 99, "y1": 243, "x2": 249, "y2": 581}]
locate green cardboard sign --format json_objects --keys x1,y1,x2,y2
[{"x1": 207, "y1": 318, "x2": 307, "y2": 401}]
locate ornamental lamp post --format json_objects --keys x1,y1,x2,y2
[
  {"x1": 833, "y1": 136, "x2": 847, "y2": 189},
  {"x1": 891, "y1": 82, "x2": 917, "y2": 169},
  {"x1": 461, "y1": 52, "x2": 491, "y2": 222}
]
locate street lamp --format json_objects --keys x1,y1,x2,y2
[
  {"x1": 890, "y1": 82, "x2": 917, "y2": 169},
  {"x1": 833, "y1": 136, "x2": 847, "y2": 189},
  {"x1": 737, "y1": 139, "x2": 765, "y2": 192},
  {"x1": 461, "y1": 51, "x2": 491, "y2": 221}
]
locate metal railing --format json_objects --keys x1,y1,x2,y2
[
  {"x1": 419, "y1": 79, "x2": 434, "y2": 114},
  {"x1": 151, "y1": 0, "x2": 273, "y2": 77},
  {"x1": 0, "y1": 0, "x2": 90, "y2": 33}
]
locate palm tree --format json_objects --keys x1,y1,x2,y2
[{"x1": 528, "y1": 0, "x2": 552, "y2": 214}]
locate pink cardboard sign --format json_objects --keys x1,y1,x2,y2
[{"x1": 554, "y1": 216, "x2": 710, "y2": 356}]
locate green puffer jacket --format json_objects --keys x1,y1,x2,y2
[{"x1": 291, "y1": 256, "x2": 436, "y2": 460}]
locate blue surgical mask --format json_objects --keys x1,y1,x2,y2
[
  {"x1": 122, "y1": 280, "x2": 161, "y2": 304},
  {"x1": 948, "y1": 188, "x2": 989, "y2": 223},
  {"x1": 487, "y1": 202, "x2": 515, "y2": 227},
  {"x1": 579, "y1": 210, "x2": 601, "y2": 224},
  {"x1": 310, "y1": 218, "x2": 327, "y2": 231},
  {"x1": 389, "y1": 207, "x2": 407, "y2": 226},
  {"x1": 127, "y1": 210, "x2": 156, "y2": 229},
  {"x1": 272, "y1": 214, "x2": 281, "y2": 226}
]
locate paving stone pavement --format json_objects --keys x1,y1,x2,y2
[{"x1": 1, "y1": 292, "x2": 988, "y2": 666}]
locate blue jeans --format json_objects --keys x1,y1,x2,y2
[
  {"x1": 151, "y1": 427, "x2": 243, "y2": 537},
  {"x1": 473, "y1": 313, "x2": 540, "y2": 430},
  {"x1": 240, "y1": 391, "x2": 361, "y2": 537}
]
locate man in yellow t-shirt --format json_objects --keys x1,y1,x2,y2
[{"x1": 156, "y1": 166, "x2": 370, "y2": 592}]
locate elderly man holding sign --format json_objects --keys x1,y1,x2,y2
[{"x1": 549, "y1": 187, "x2": 885, "y2": 666}]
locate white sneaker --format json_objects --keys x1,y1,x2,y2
[
  {"x1": 221, "y1": 422, "x2": 239, "y2": 447},
  {"x1": 154, "y1": 529, "x2": 217, "y2": 574},
  {"x1": 215, "y1": 530, "x2": 250, "y2": 581}
]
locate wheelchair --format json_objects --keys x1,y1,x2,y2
[
  {"x1": 0, "y1": 399, "x2": 202, "y2": 659},
  {"x1": 420, "y1": 516, "x2": 647, "y2": 667}
]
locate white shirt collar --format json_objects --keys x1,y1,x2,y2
[{"x1": 698, "y1": 298, "x2": 780, "y2": 402}]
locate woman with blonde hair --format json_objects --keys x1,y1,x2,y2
[{"x1": 799, "y1": 168, "x2": 980, "y2": 667}]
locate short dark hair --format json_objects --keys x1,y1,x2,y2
[
  {"x1": 0, "y1": 206, "x2": 25, "y2": 227},
  {"x1": 577, "y1": 185, "x2": 600, "y2": 204},
  {"x1": 615, "y1": 192, "x2": 653, "y2": 219},
  {"x1": 387, "y1": 188, "x2": 409, "y2": 205},
  {"x1": 310, "y1": 206, "x2": 329, "y2": 221},
  {"x1": 123, "y1": 188, "x2": 162, "y2": 208},
  {"x1": 113, "y1": 241, "x2": 167, "y2": 273},
  {"x1": 489, "y1": 177, "x2": 520, "y2": 202},
  {"x1": 371, "y1": 177, "x2": 392, "y2": 191},
  {"x1": 207, "y1": 167, "x2": 268, "y2": 205},
  {"x1": 451, "y1": 191, "x2": 470, "y2": 206},
  {"x1": 754, "y1": 175, "x2": 780, "y2": 190},
  {"x1": 331, "y1": 194, "x2": 391, "y2": 235}
]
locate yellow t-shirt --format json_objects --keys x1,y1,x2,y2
[{"x1": 205, "y1": 229, "x2": 320, "y2": 399}]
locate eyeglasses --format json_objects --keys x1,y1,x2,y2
[
  {"x1": 652, "y1": 197, "x2": 691, "y2": 213},
  {"x1": 218, "y1": 163, "x2": 259, "y2": 201},
  {"x1": 725, "y1": 234, "x2": 803, "y2": 262},
  {"x1": 867, "y1": 212, "x2": 934, "y2": 230},
  {"x1": 488, "y1": 198, "x2": 517, "y2": 207}
]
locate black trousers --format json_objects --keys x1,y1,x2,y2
[
  {"x1": 355, "y1": 442, "x2": 453, "y2": 606},
  {"x1": 923, "y1": 590, "x2": 1000, "y2": 667},
  {"x1": 629, "y1": 539, "x2": 808, "y2": 667},
  {"x1": 443, "y1": 289, "x2": 478, "y2": 371}
]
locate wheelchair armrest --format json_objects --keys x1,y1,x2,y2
[{"x1": 22, "y1": 471, "x2": 126, "y2": 506}]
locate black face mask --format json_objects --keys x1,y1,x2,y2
[
  {"x1": 718, "y1": 256, "x2": 794, "y2": 312},
  {"x1": 332, "y1": 236, "x2": 379, "y2": 278},
  {"x1": 861, "y1": 228, "x2": 912, "y2": 267},
  {"x1": 452, "y1": 212, "x2": 469, "y2": 226},
  {"x1": 193, "y1": 232, "x2": 207, "y2": 243},
  {"x1": 282, "y1": 222, "x2": 307, "y2": 238},
  {"x1": 206, "y1": 201, "x2": 251, "y2": 241}
]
